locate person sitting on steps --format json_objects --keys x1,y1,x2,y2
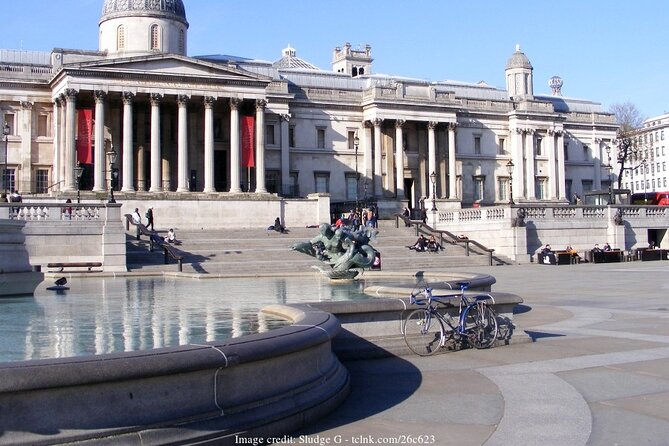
[
  {"x1": 427, "y1": 235, "x2": 443, "y2": 252},
  {"x1": 408, "y1": 234, "x2": 427, "y2": 252},
  {"x1": 164, "y1": 228, "x2": 180, "y2": 245}
]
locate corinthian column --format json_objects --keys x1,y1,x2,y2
[
  {"x1": 203, "y1": 96, "x2": 215, "y2": 193},
  {"x1": 149, "y1": 93, "x2": 162, "y2": 192},
  {"x1": 525, "y1": 129, "x2": 535, "y2": 199},
  {"x1": 176, "y1": 94, "x2": 189, "y2": 192},
  {"x1": 447, "y1": 122, "x2": 457, "y2": 199},
  {"x1": 229, "y1": 98, "x2": 242, "y2": 193},
  {"x1": 63, "y1": 89, "x2": 77, "y2": 192},
  {"x1": 373, "y1": 118, "x2": 383, "y2": 198},
  {"x1": 395, "y1": 120, "x2": 405, "y2": 199},
  {"x1": 428, "y1": 121, "x2": 437, "y2": 200},
  {"x1": 93, "y1": 90, "x2": 106, "y2": 192},
  {"x1": 255, "y1": 99, "x2": 267, "y2": 193},
  {"x1": 121, "y1": 91, "x2": 135, "y2": 192}
]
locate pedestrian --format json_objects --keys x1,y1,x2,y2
[
  {"x1": 131, "y1": 208, "x2": 142, "y2": 225},
  {"x1": 145, "y1": 208, "x2": 154, "y2": 231}
]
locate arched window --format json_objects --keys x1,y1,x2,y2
[
  {"x1": 117, "y1": 25, "x2": 125, "y2": 50},
  {"x1": 150, "y1": 24, "x2": 160, "y2": 50},
  {"x1": 178, "y1": 29, "x2": 185, "y2": 54}
]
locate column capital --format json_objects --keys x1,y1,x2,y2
[
  {"x1": 21, "y1": 101, "x2": 33, "y2": 110},
  {"x1": 177, "y1": 94, "x2": 189, "y2": 106},
  {"x1": 230, "y1": 97, "x2": 242, "y2": 110},
  {"x1": 372, "y1": 118, "x2": 383, "y2": 127},
  {"x1": 64, "y1": 88, "x2": 78, "y2": 102},
  {"x1": 447, "y1": 122, "x2": 457, "y2": 131},
  {"x1": 395, "y1": 119, "x2": 405, "y2": 128},
  {"x1": 204, "y1": 96, "x2": 216, "y2": 108},
  {"x1": 256, "y1": 99, "x2": 267, "y2": 110},
  {"x1": 150, "y1": 93, "x2": 163, "y2": 105},
  {"x1": 94, "y1": 90, "x2": 107, "y2": 103},
  {"x1": 280, "y1": 113, "x2": 291, "y2": 122},
  {"x1": 122, "y1": 91, "x2": 135, "y2": 104},
  {"x1": 428, "y1": 121, "x2": 438, "y2": 130}
]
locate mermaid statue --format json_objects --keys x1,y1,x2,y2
[{"x1": 291, "y1": 223, "x2": 378, "y2": 279}]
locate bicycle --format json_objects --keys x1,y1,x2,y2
[{"x1": 403, "y1": 281, "x2": 498, "y2": 356}]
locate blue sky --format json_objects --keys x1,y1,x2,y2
[{"x1": 3, "y1": 1, "x2": 667, "y2": 119}]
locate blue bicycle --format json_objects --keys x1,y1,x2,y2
[{"x1": 403, "y1": 281, "x2": 498, "y2": 356}]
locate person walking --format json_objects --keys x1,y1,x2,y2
[{"x1": 145, "y1": 208, "x2": 154, "y2": 231}]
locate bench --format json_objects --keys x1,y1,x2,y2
[
  {"x1": 47, "y1": 262, "x2": 103, "y2": 272},
  {"x1": 590, "y1": 250, "x2": 623, "y2": 263},
  {"x1": 638, "y1": 248, "x2": 669, "y2": 261},
  {"x1": 554, "y1": 251, "x2": 580, "y2": 265}
]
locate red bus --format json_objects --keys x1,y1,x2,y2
[{"x1": 631, "y1": 192, "x2": 669, "y2": 205}]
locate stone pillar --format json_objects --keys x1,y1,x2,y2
[
  {"x1": 547, "y1": 129, "x2": 558, "y2": 200},
  {"x1": 255, "y1": 99, "x2": 267, "y2": 193},
  {"x1": 59, "y1": 95, "x2": 68, "y2": 191},
  {"x1": 53, "y1": 98, "x2": 61, "y2": 192},
  {"x1": 229, "y1": 98, "x2": 242, "y2": 193},
  {"x1": 203, "y1": 96, "x2": 215, "y2": 193},
  {"x1": 525, "y1": 129, "x2": 535, "y2": 199},
  {"x1": 556, "y1": 130, "x2": 566, "y2": 200},
  {"x1": 593, "y1": 137, "x2": 602, "y2": 190},
  {"x1": 93, "y1": 91, "x2": 106, "y2": 192},
  {"x1": 280, "y1": 114, "x2": 290, "y2": 195},
  {"x1": 395, "y1": 119, "x2": 405, "y2": 199},
  {"x1": 63, "y1": 89, "x2": 78, "y2": 192},
  {"x1": 17, "y1": 101, "x2": 33, "y2": 194},
  {"x1": 428, "y1": 121, "x2": 437, "y2": 201},
  {"x1": 161, "y1": 108, "x2": 171, "y2": 191},
  {"x1": 149, "y1": 93, "x2": 162, "y2": 192},
  {"x1": 121, "y1": 92, "x2": 135, "y2": 192},
  {"x1": 176, "y1": 94, "x2": 189, "y2": 192},
  {"x1": 373, "y1": 118, "x2": 382, "y2": 198},
  {"x1": 363, "y1": 122, "x2": 373, "y2": 184},
  {"x1": 448, "y1": 122, "x2": 457, "y2": 199},
  {"x1": 513, "y1": 128, "x2": 525, "y2": 200}
]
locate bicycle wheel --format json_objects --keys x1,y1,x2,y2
[
  {"x1": 464, "y1": 304, "x2": 498, "y2": 349},
  {"x1": 403, "y1": 309, "x2": 444, "y2": 356}
]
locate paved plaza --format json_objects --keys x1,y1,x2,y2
[{"x1": 293, "y1": 261, "x2": 669, "y2": 446}]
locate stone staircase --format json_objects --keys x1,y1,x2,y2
[{"x1": 125, "y1": 220, "x2": 509, "y2": 275}]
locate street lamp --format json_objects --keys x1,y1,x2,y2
[
  {"x1": 506, "y1": 159, "x2": 515, "y2": 204},
  {"x1": 605, "y1": 146, "x2": 613, "y2": 204},
  {"x1": 430, "y1": 171, "x2": 437, "y2": 211},
  {"x1": 2, "y1": 123, "x2": 10, "y2": 199},
  {"x1": 106, "y1": 147, "x2": 117, "y2": 204},
  {"x1": 354, "y1": 132, "x2": 360, "y2": 211},
  {"x1": 74, "y1": 161, "x2": 84, "y2": 203}
]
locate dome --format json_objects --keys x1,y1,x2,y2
[
  {"x1": 100, "y1": 0, "x2": 188, "y2": 27},
  {"x1": 505, "y1": 45, "x2": 532, "y2": 70}
]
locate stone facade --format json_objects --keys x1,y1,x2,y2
[{"x1": 0, "y1": 1, "x2": 618, "y2": 216}]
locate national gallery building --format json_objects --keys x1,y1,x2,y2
[{"x1": 0, "y1": 0, "x2": 618, "y2": 212}]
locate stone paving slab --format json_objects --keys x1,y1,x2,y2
[{"x1": 292, "y1": 261, "x2": 669, "y2": 445}]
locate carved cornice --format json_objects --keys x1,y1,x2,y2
[
  {"x1": 20, "y1": 101, "x2": 33, "y2": 110},
  {"x1": 280, "y1": 113, "x2": 291, "y2": 122},
  {"x1": 372, "y1": 118, "x2": 383, "y2": 127},
  {"x1": 395, "y1": 119, "x2": 405, "y2": 129},
  {"x1": 64, "y1": 88, "x2": 78, "y2": 102},
  {"x1": 256, "y1": 99, "x2": 267, "y2": 110}
]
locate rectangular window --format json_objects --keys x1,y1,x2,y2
[
  {"x1": 535, "y1": 177, "x2": 547, "y2": 200},
  {"x1": 662, "y1": 130, "x2": 665, "y2": 141},
  {"x1": 314, "y1": 172, "x2": 330, "y2": 193},
  {"x1": 289, "y1": 126, "x2": 295, "y2": 148},
  {"x1": 345, "y1": 173, "x2": 358, "y2": 201},
  {"x1": 474, "y1": 135, "x2": 481, "y2": 155},
  {"x1": 498, "y1": 137, "x2": 506, "y2": 155},
  {"x1": 583, "y1": 144, "x2": 589, "y2": 161},
  {"x1": 317, "y1": 127, "x2": 326, "y2": 149},
  {"x1": 265, "y1": 169, "x2": 279, "y2": 194},
  {"x1": 473, "y1": 175, "x2": 484, "y2": 202},
  {"x1": 288, "y1": 172, "x2": 299, "y2": 197},
  {"x1": 265, "y1": 124, "x2": 275, "y2": 145},
  {"x1": 582, "y1": 179, "x2": 593, "y2": 192},
  {"x1": 2, "y1": 168, "x2": 16, "y2": 193},
  {"x1": 536, "y1": 137, "x2": 543, "y2": 156},
  {"x1": 564, "y1": 142, "x2": 569, "y2": 161},
  {"x1": 657, "y1": 147, "x2": 660, "y2": 157},
  {"x1": 36, "y1": 169, "x2": 49, "y2": 193},
  {"x1": 497, "y1": 177, "x2": 509, "y2": 201},
  {"x1": 663, "y1": 161, "x2": 666, "y2": 172}
]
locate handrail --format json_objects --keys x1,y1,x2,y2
[{"x1": 395, "y1": 213, "x2": 497, "y2": 266}]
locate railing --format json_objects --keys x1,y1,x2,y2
[
  {"x1": 1, "y1": 203, "x2": 104, "y2": 221},
  {"x1": 395, "y1": 214, "x2": 497, "y2": 266}
]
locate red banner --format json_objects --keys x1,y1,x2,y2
[
  {"x1": 76, "y1": 109, "x2": 93, "y2": 164},
  {"x1": 241, "y1": 115, "x2": 255, "y2": 168}
]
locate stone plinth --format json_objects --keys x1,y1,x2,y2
[{"x1": 0, "y1": 220, "x2": 43, "y2": 296}]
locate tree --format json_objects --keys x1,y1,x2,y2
[{"x1": 609, "y1": 102, "x2": 645, "y2": 189}]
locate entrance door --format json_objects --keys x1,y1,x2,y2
[{"x1": 214, "y1": 150, "x2": 227, "y2": 191}]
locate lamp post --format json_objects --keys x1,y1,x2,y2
[
  {"x1": 506, "y1": 159, "x2": 515, "y2": 204},
  {"x1": 605, "y1": 146, "x2": 613, "y2": 204},
  {"x1": 354, "y1": 132, "x2": 360, "y2": 211},
  {"x1": 429, "y1": 171, "x2": 437, "y2": 211},
  {"x1": 74, "y1": 161, "x2": 84, "y2": 203},
  {"x1": 2, "y1": 123, "x2": 10, "y2": 199},
  {"x1": 106, "y1": 147, "x2": 117, "y2": 204}
]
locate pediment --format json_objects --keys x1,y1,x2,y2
[{"x1": 65, "y1": 54, "x2": 270, "y2": 83}]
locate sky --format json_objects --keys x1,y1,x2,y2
[{"x1": 2, "y1": 0, "x2": 668, "y2": 119}]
